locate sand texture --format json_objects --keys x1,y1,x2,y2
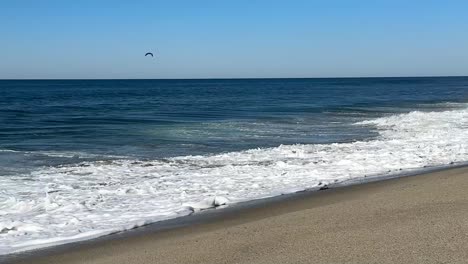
[{"x1": 6, "y1": 167, "x2": 468, "y2": 264}]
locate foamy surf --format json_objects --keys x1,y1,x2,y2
[{"x1": 1, "y1": 107, "x2": 468, "y2": 254}]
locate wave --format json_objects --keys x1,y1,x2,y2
[
  {"x1": 1, "y1": 106, "x2": 468, "y2": 254},
  {"x1": 0, "y1": 149, "x2": 126, "y2": 159}
]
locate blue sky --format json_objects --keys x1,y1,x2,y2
[{"x1": 1, "y1": 0, "x2": 468, "y2": 79}]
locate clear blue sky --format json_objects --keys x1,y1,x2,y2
[{"x1": 1, "y1": 0, "x2": 468, "y2": 79}]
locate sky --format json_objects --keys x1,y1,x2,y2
[{"x1": 1, "y1": 0, "x2": 468, "y2": 79}]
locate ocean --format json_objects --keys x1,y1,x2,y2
[{"x1": 1, "y1": 77, "x2": 468, "y2": 254}]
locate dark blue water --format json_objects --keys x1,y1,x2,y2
[{"x1": 1, "y1": 77, "x2": 467, "y2": 175}]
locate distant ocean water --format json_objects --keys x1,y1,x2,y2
[{"x1": 1, "y1": 77, "x2": 468, "y2": 254}]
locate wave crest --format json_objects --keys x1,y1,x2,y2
[{"x1": 1, "y1": 107, "x2": 468, "y2": 254}]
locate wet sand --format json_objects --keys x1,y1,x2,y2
[{"x1": 6, "y1": 166, "x2": 468, "y2": 264}]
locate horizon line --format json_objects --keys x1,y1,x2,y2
[{"x1": 1, "y1": 75, "x2": 468, "y2": 81}]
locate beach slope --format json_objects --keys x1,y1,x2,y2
[{"x1": 8, "y1": 167, "x2": 468, "y2": 264}]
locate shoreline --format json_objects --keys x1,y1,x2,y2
[
  {"x1": 4, "y1": 165, "x2": 468, "y2": 263},
  {"x1": 2, "y1": 163, "x2": 465, "y2": 256}
]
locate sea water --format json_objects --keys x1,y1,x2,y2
[{"x1": 0, "y1": 77, "x2": 467, "y2": 254}]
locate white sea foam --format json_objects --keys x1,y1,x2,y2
[{"x1": 1, "y1": 107, "x2": 468, "y2": 254}]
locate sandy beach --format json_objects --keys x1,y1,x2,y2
[
  {"x1": 4, "y1": 166, "x2": 468, "y2": 264},
  {"x1": 3, "y1": 0, "x2": 468, "y2": 262}
]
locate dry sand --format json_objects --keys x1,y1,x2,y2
[{"x1": 6, "y1": 166, "x2": 468, "y2": 264}]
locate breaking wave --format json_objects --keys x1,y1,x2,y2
[{"x1": 1, "y1": 106, "x2": 468, "y2": 254}]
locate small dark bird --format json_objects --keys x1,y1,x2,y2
[{"x1": 145, "y1": 52, "x2": 154, "y2": 57}]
